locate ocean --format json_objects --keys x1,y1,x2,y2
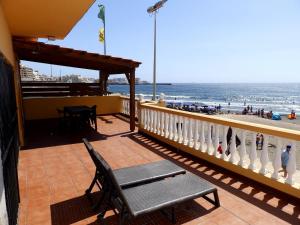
[{"x1": 108, "y1": 83, "x2": 300, "y2": 115}]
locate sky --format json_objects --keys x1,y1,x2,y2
[{"x1": 23, "y1": 0, "x2": 300, "y2": 83}]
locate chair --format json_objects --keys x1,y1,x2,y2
[
  {"x1": 91, "y1": 148, "x2": 220, "y2": 225},
  {"x1": 82, "y1": 138, "x2": 186, "y2": 208}
]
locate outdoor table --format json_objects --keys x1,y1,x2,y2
[{"x1": 64, "y1": 106, "x2": 92, "y2": 129}]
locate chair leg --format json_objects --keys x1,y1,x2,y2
[
  {"x1": 97, "y1": 188, "x2": 111, "y2": 219},
  {"x1": 94, "y1": 118, "x2": 97, "y2": 131},
  {"x1": 213, "y1": 190, "x2": 220, "y2": 207},
  {"x1": 85, "y1": 171, "x2": 98, "y2": 196},
  {"x1": 202, "y1": 190, "x2": 220, "y2": 207},
  {"x1": 171, "y1": 207, "x2": 176, "y2": 224}
]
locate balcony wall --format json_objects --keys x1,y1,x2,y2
[
  {"x1": 23, "y1": 95, "x2": 122, "y2": 120},
  {"x1": 136, "y1": 101, "x2": 300, "y2": 199}
]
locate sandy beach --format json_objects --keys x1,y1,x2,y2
[{"x1": 216, "y1": 113, "x2": 300, "y2": 181}]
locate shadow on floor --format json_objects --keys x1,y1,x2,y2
[
  {"x1": 51, "y1": 192, "x2": 215, "y2": 225},
  {"x1": 126, "y1": 132, "x2": 300, "y2": 225},
  {"x1": 21, "y1": 116, "x2": 131, "y2": 149},
  {"x1": 50, "y1": 193, "x2": 98, "y2": 225}
]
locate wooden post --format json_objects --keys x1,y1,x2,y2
[
  {"x1": 104, "y1": 73, "x2": 109, "y2": 94},
  {"x1": 99, "y1": 70, "x2": 109, "y2": 95},
  {"x1": 128, "y1": 70, "x2": 135, "y2": 131}
]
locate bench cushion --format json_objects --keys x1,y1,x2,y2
[
  {"x1": 122, "y1": 172, "x2": 216, "y2": 217},
  {"x1": 113, "y1": 160, "x2": 186, "y2": 188}
]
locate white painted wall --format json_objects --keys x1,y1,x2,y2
[{"x1": 0, "y1": 155, "x2": 8, "y2": 225}]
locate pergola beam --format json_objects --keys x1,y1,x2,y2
[{"x1": 14, "y1": 39, "x2": 141, "y2": 132}]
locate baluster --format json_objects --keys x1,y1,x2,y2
[
  {"x1": 207, "y1": 123, "x2": 212, "y2": 154},
  {"x1": 152, "y1": 111, "x2": 156, "y2": 133},
  {"x1": 169, "y1": 114, "x2": 173, "y2": 140},
  {"x1": 286, "y1": 141, "x2": 297, "y2": 185},
  {"x1": 160, "y1": 112, "x2": 164, "y2": 136},
  {"x1": 188, "y1": 119, "x2": 193, "y2": 147},
  {"x1": 221, "y1": 126, "x2": 228, "y2": 160},
  {"x1": 173, "y1": 115, "x2": 178, "y2": 141},
  {"x1": 229, "y1": 128, "x2": 237, "y2": 163},
  {"x1": 200, "y1": 122, "x2": 206, "y2": 152},
  {"x1": 144, "y1": 109, "x2": 147, "y2": 130},
  {"x1": 214, "y1": 125, "x2": 220, "y2": 157},
  {"x1": 249, "y1": 132, "x2": 257, "y2": 170},
  {"x1": 259, "y1": 134, "x2": 269, "y2": 175},
  {"x1": 164, "y1": 113, "x2": 169, "y2": 138},
  {"x1": 143, "y1": 109, "x2": 147, "y2": 129},
  {"x1": 147, "y1": 109, "x2": 151, "y2": 130},
  {"x1": 272, "y1": 138, "x2": 282, "y2": 180},
  {"x1": 150, "y1": 110, "x2": 154, "y2": 132},
  {"x1": 156, "y1": 111, "x2": 161, "y2": 135},
  {"x1": 140, "y1": 108, "x2": 144, "y2": 128},
  {"x1": 194, "y1": 120, "x2": 199, "y2": 149},
  {"x1": 180, "y1": 117, "x2": 186, "y2": 144},
  {"x1": 238, "y1": 130, "x2": 247, "y2": 167},
  {"x1": 177, "y1": 116, "x2": 183, "y2": 143}
]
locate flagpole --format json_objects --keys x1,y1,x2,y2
[
  {"x1": 147, "y1": 0, "x2": 167, "y2": 101},
  {"x1": 153, "y1": 12, "x2": 157, "y2": 101},
  {"x1": 103, "y1": 6, "x2": 106, "y2": 55}
]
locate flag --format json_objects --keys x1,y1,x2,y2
[
  {"x1": 99, "y1": 28, "x2": 105, "y2": 43},
  {"x1": 98, "y1": 5, "x2": 105, "y2": 23}
]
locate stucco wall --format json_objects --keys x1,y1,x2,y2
[
  {"x1": 0, "y1": 3, "x2": 11, "y2": 225},
  {"x1": 0, "y1": 3, "x2": 14, "y2": 65},
  {"x1": 23, "y1": 96, "x2": 122, "y2": 120}
]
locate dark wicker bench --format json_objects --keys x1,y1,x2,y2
[
  {"x1": 91, "y1": 147, "x2": 220, "y2": 225},
  {"x1": 83, "y1": 138, "x2": 186, "y2": 207}
]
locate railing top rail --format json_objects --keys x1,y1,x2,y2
[
  {"x1": 21, "y1": 82, "x2": 100, "y2": 87},
  {"x1": 140, "y1": 103, "x2": 300, "y2": 141},
  {"x1": 119, "y1": 95, "x2": 140, "y2": 101}
]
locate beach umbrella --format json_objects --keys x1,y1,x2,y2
[{"x1": 272, "y1": 112, "x2": 281, "y2": 120}]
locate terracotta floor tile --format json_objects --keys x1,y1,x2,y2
[{"x1": 18, "y1": 115, "x2": 300, "y2": 225}]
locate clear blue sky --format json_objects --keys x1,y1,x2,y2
[{"x1": 23, "y1": 0, "x2": 300, "y2": 83}]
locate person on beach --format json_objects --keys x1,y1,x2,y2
[
  {"x1": 225, "y1": 127, "x2": 241, "y2": 156},
  {"x1": 250, "y1": 105, "x2": 253, "y2": 113},
  {"x1": 280, "y1": 145, "x2": 291, "y2": 178},
  {"x1": 256, "y1": 134, "x2": 260, "y2": 149},
  {"x1": 260, "y1": 134, "x2": 264, "y2": 149},
  {"x1": 261, "y1": 108, "x2": 264, "y2": 118},
  {"x1": 217, "y1": 141, "x2": 223, "y2": 154}
]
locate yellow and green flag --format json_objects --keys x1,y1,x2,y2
[
  {"x1": 99, "y1": 28, "x2": 105, "y2": 43},
  {"x1": 98, "y1": 5, "x2": 105, "y2": 24}
]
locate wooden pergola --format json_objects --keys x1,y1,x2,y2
[{"x1": 13, "y1": 39, "x2": 141, "y2": 131}]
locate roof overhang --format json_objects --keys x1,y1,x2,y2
[
  {"x1": 2, "y1": 0, "x2": 95, "y2": 39},
  {"x1": 13, "y1": 39, "x2": 141, "y2": 74}
]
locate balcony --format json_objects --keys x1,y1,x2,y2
[{"x1": 18, "y1": 96, "x2": 300, "y2": 225}]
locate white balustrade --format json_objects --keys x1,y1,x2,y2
[
  {"x1": 222, "y1": 126, "x2": 228, "y2": 160},
  {"x1": 249, "y1": 132, "x2": 257, "y2": 170},
  {"x1": 214, "y1": 125, "x2": 220, "y2": 157},
  {"x1": 194, "y1": 120, "x2": 199, "y2": 150},
  {"x1": 138, "y1": 104, "x2": 300, "y2": 190},
  {"x1": 229, "y1": 127, "x2": 237, "y2": 163},
  {"x1": 287, "y1": 142, "x2": 297, "y2": 185},
  {"x1": 272, "y1": 138, "x2": 282, "y2": 179},
  {"x1": 188, "y1": 119, "x2": 194, "y2": 147},
  {"x1": 200, "y1": 122, "x2": 206, "y2": 152},
  {"x1": 260, "y1": 134, "x2": 269, "y2": 174},
  {"x1": 207, "y1": 123, "x2": 212, "y2": 154},
  {"x1": 239, "y1": 130, "x2": 247, "y2": 167}
]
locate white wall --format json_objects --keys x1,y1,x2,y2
[{"x1": 0, "y1": 3, "x2": 14, "y2": 225}]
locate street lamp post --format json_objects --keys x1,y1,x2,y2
[{"x1": 147, "y1": 0, "x2": 168, "y2": 101}]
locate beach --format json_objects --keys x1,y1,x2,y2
[{"x1": 216, "y1": 114, "x2": 300, "y2": 175}]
